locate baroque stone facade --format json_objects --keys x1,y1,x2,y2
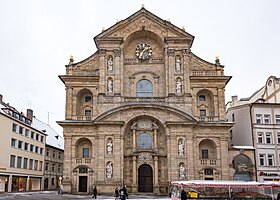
[{"x1": 58, "y1": 8, "x2": 232, "y2": 194}]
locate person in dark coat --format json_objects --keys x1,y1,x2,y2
[
  {"x1": 277, "y1": 191, "x2": 280, "y2": 200},
  {"x1": 92, "y1": 186, "x2": 97, "y2": 199},
  {"x1": 181, "y1": 189, "x2": 187, "y2": 200},
  {"x1": 115, "y1": 187, "x2": 119, "y2": 200},
  {"x1": 119, "y1": 187, "x2": 126, "y2": 200},
  {"x1": 124, "y1": 185, "x2": 128, "y2": 199}
]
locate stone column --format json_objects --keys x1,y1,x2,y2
[
  {"x1": 8, "y1": 175, "x2": 12, "y2": 192},
  {"x1": 167, "y1": 48, "x2": 175, "y2": 94},
  {"x1": 26, "y1": 176, "x2": 30, "y2": 191},
  {"x1": 99, "y1": 49, "x2": 106, "y2": 93},
  {"x1": 65, "y1": 87, "x2": 73, "y2": 120},
  {"x1": 132, "y1": 156, "x2": 137, "y2": 192},
  {"x1": 114, "y1": 49, "x2": 121, "y2": 94},
  {"x1": 182, "y1": 49, "x2": 190, "y2": 93},
  {"x1": 153, "y1": 129, "x2": 158, "y2": 150},
  {"x1": 154, "y1": 156, "x2": 159, "y2": 194},
  {"x1": 132, "y1": 130, "x2": 136, "y2": 151},
  {"x1": 63, "y1": 135, "x2": 72, "y2": 193}
]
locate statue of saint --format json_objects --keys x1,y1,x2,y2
[
  {"x1": 176, "y1": 80, "x2": 182, "y2": 94},
  {"x1": 179, "y1": 164, "x2": 186, "y2": 180},
  {"x1": 107, "y1": 57, "x2": 113, "y2": 71},
  {"x1": 108, "y1": 80, "x2": 113, "y2": 93},
  {"x1": 107, "y1": 140, "x2": 113, "y2": 155},
  {"x1": 106, "y1": 162, "x2": 113, "y2": 178},
  {"x1": 178, "y1": 141, "x2": 184, "y2": 156},
  {"x1": 175, "y1": 56, "x2": 181, "y2": 71}
]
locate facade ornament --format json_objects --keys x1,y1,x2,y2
[
  {"x1": 107, "y1": 57, "x2": 113, "y2": 71},
  {"x1": 137, "y1": 119, "x2": 153, "y2": 129},
  {"x1": 178, "y1": 141, "x2": 184, "y2": 156},
  {"x1": 107, "y1": 140, "x2": 113, "y2": 155},
  {"x1": 167, "y1": 48, "x2": 175, "y2": 56},
  {"x1": 182, "y1": 49, "x2": 190, "y2": 55},
  {"x1": 176, "y1": 79, "x2": 182, "y2": 94},
  {"x1": 175, "y1": 56, "x2": 181, "y2": 71},
  {"x1": 179, "y1": 164, "x2": 186, "y2": 180},
  {"x1": 99, "y1": 49, "x2": 106, "y2": 56},
  {"x1": 138, "y1": 152, "x2": 152, "y2": 161},
  {"x1": 108, "y1": 79, "x2": 113, "y2": 93},
  {"x1": 106, "y1": 162, "x2": 113, "y2": 178},
  {"x1": 69, "y1": 55, "x2": 74, "y2": 64},
  {"x1": 113, "y1": 49, "x2": 121, "y2": 57},
  {"x1": 215, "y1": 56, "x2": 220, "y2": 65}
]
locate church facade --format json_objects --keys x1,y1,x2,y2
[{"x1": 58, "y1": 8, "x2": 232, "y2": 194}]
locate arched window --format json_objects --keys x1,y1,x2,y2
[
  {"x1": 136, "y1": 79, "x2": 153, "y2": 97},
  {"x1": 138, "y1": 132, "x2": 152, "y2": 149}
]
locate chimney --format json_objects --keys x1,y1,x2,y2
[
  {"x1": 26, "y1": 109, "x2": 33, "y2": 121},
  {"x1": 231, "y1": 95, "x2": 238, "y2": 106},
  {"x1": 0, "y1": 94, "x2": 2, "y2": 103}
]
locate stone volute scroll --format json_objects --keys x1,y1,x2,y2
[
  {"x1": 106, "y1": 161, "x2": 113, "y2": 179},
  {"x1": 107, "y1": 139, "x2": 113, "y2": 155},
  {"x1": 107, "y1": 56, "x2": 113, "y2": 71}
]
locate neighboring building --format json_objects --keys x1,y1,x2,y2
[
  {"x1": 226, "y1": 76, "x2": 280, "y2": 182},
  {"x1": 0, "y1": 94, "x2": 46, "y2": 192},
  {"x1": 58, "y1": 8, "x2": 232, "y2": 194},
  {"x1": 32, "y1": 117, "x2": 64, "y2": 190}
]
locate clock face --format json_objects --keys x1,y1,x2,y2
[{"x1": 135, "y1": 43, "x2": 152, "y2": 60}]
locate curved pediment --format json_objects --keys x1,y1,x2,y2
[
  {"x1": 94, "y1": 8, "x2": 194, "y2": 48},
  {"x1": 92, "y1": 103, "x2": 198, "y2": 124}
]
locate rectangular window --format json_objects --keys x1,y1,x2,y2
[
  {"x1": 264, "y1": 115, "x2": 271, "y2": 124},
  {"x1": 11, "y1": 138, "x2": 16, "y2": 147},
  {"x1": 51, "y1": 178, "x2": 55, "y2": 185},
  {"x1": 35, "y1": 146, "x2": 39, "y2": 154},
  {"x1": 29, "y1": 159, "x2": 33, "y2": 170},
  {"x1": 83, "y1": 148, "x2": 89, "y2": 158},
  {"x1": 23, "y1": 158, "x2": 28, "y2": 169},
  {"x1": 201, "y1": 149, "x2": 209, "y2": 159},
  {"x1": 30, "y1": 144, "x2": 34, "y2": 152},
  {"x1": 276, "y1": 115, "x2": 280, "y2": 124},
  {"x1": 36, "y1": 133, "x2": 39, "y2": 141},
  {"x1": 58, "y1": 165, "x2": 61, "y2": 172},
  {"x1": 256, "y1": 114, "x2": 262, "y2": 124},
  {"x1": 46, "y1": 149, "x2": 49, "y2": 156},
  {"x1": 52, "y1": 164, "x2": 55, "y2": 171},
  {"x1": 41, "y1": 135, "x2": 44, "y2": 143},
  {"x1": 266, "y1": 133, "x2": 272, "y2": 144},
  {"x1": 34, "y1": 160, "x2": 38, "y2": 170},
  {"x1": 17, "y1": 156, "x2": 22, "y2": 168},
  {"x1": 31, "y1": 131, "x2": 34, "y2": 139},
  {"x1": 58, "y1": 152, "x2": 61, "y2": 159},
  {"x1": 53, "y1": 151, "x2": 56, "y2": 158},
  {"x1": 85, "y1": 110, "x2": 92, "y2": 116},
  {"x1": 199, "y1": 109, "x2": 206, "y2": 117},
  {"x1": 10, "y1": 155, "x2": 16, "y2": 167},
  {"x1": 259, "y1": 154, "x2": 265, "y2": 166},
  {"x1": 232, "y1": 113, "x2": 235, "y2": 122},
  {"x1": 19, "y1": 126, "x2": 23, "y2": 134},
  {"x1": 40, "y1": 148, "x2": 43, "y2": 155},
  {"x1": 278, "y1": 133, "x2": 280, "y2": 144},
  {"x1": 12, "y1": 123, "x2": 18, "y2": 132},
  {"x1": 39, "y1": 161, "x2": 43, "y2": 171},
  {"x1": 257, "y1": 132, "x2": 263, "y2": 143},
  {"x1": 45, "y1": 162, "x2": 49, "y2": 171},
  {"x1": 18, "y1": 140, "x2": 23, "y2": 149},
  {"x1": 24, "y1": 142, "x2": 29, "y2": 151},
  {"x1": 25, "y1": 129, "x2": 30, "y2": 137},
  {"x1": 268, "y1": 154, "x2": 274, "y2": 166}
]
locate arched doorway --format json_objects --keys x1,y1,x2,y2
[{"x1": 138, "y1": 164, "x2": 153, "y2": 192}]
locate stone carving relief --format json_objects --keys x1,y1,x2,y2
[
  {"x1": 138, "y1": 152, "x2": 152, "y2": 161},
  {"x1": 175, "y1": 56, "x2": 181, "y2": 71},
  {"x1": 176, "y1": 79, "x2": 182, "y2": 94},
  {"x1": 107, "y1": 56, "x2": 113, "y2": 71},
  {"x1": 178, "y1": 140, "x2": 184, "y2": 156},
  {"x1": 107, "y1": 139, "x2": 113, "y2": 155},
  {"x1": 137, "y1": 119, "x2": 153, "y2": 129},
  {"x1": 107, "y1": 79, "x2": 113, "y2": 93},
  {"x1": 106, "y1": 162, "x2": 113, "y2": 178},
  {"x1": 179, "y1": 164, "x2": 186, "y2": 180}
]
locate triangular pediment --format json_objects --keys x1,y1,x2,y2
[{"x1": 94, "y1": 8, "x2": 194, "y2": 47}]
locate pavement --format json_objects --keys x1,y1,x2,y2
[{"x1": 0, "y1": 191, "x2": 171, "y2": 200}]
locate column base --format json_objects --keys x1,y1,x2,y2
[
  {"x1": 131, "y1": 185, "x2": 138, "y2": 193},
  {"x1": 153, "y1": 185, "x2": 159, "y2": 194}
]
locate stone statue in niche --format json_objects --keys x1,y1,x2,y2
[
  {"x1": 175, "y1": 56, "x2": 181, "y2": 71},
  {"x1": 107, "y1": 140, "x2": 113, "y2": 155},
  {"x1": 176, "y1": 80, "x2": 182, "y2": 94},
  {"x1": 106, "y1": 162, "x2": 113, "y2": 178},
  {"x1": 107, "y1": 57, "x2": 113, "y2": 71},
  {"x1": 108, "y1": 79, "x2": 113, "y2": 93},
  {"x1": 179, "y1": 164, "x2": 186, "y2": 179},
  {"x1": 178, "y1": 141, "x2": 184, "y2": 156}
]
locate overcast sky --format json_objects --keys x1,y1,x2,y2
[{"x1": 0, "y1": 0, "x2": 279, "y2": 133}]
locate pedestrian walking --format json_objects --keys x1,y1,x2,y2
[
  {"x1": 181, "y1": 188, "x2": 187, "y2": 200},
  {"x1": 92, "y1": 186, "x2": 97, "y2": 199},
  {"x1": 58, "y1": 184, "x2": 63, "y2": 195},
  {"x1": 115, "y1": 187, "x2": 119, "y2": 200},
  {"x1": 124, "y1": 185, "x2": 128, "y2": 199},
  {"x1": 119, "y1": 187, "x2": 126, "y2": 200}
]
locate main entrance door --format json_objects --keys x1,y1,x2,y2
[
  {"x1": 79, "y1": 176, "x2": 87, "y2": 192},
  {"x1": 138, "y1": 164, "x2": 153, "y2": 192}
]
